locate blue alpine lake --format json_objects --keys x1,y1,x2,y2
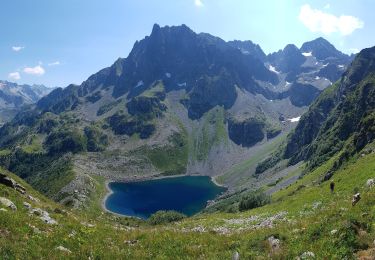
[{"x1": 105, "y1": 176, "x2": 227, "y2": 219}]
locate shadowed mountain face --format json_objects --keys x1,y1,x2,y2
[
  {"x1": 285, "y1": 46, "x2": 375, "y2": 169},
  {"x1": 37, "y1": 25, "x2": 352, "y2": 120},
  {"x1": 0, "y1": 24, "x2": 356, "y2": 206}
]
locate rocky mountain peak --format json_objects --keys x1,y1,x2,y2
[
  {"x1": 300, "y1": 37, "x2": 349, "y2": 61},
  {"x1": 227, "y1": 40, "x2": 267, "y2": 61}
]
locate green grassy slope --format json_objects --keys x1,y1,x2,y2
[{"x1": 1, "y1": 141, "x2": 374, "y2": 259}]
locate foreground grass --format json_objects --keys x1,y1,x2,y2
[{"x1": 0, "y1": 151, "x2": 374, "y2": 259}]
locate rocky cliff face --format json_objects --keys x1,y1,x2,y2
[{"x1": 285, "y1": 46, "x2": 375, "y2": 169}]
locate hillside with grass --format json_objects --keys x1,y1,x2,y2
[{"x1": 0, "y1": 138, "x2": 374, "y2": 259}]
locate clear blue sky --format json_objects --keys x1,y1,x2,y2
[{"x1": 0, "y1": 0, "x2": 373, "y2": 87}]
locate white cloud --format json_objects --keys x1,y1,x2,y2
[
  {"x1": 194, "y1": 0, "x2": 203, "y2": 7},
  {"x1": 23, "y1": 65, "x2": 45, "y2": 76},
  {"x1": 8, "y1": 72, "x2": 21, "y2": 80},
  {"x1": 299, "y1": 4, "x2": 364, "y2": 35},
  {"x1": 12, "y1": 46, "x2": 25, "y2": 52},
  {"x1": 48, "y1": 61, "x2": 60, "y2": 66}
]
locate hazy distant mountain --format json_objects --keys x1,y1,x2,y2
[{"x1": 0, "y1": 81, "x2": 53, "y2": 124}]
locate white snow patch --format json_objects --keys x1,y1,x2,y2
[
  {"x1": 269, "y1": 65, "x2": 280, "y2": 74},
  {"x1": 237, "y1": 48, "x2": 250, "y2": 55},
  {"x1": 323, "y1": 63, "x2": 329, "y2": 67},
  {"x1": 177, "y1": 82, "x2": 187, "y2": 87},
  {"x1": 315, "y1": 62, "x2": 319, "y2": 65},
  {"x1": 302, "y1": 52, "x2": 312, "y2": 57},
  {"x1": 165, "y1": 73, "x2": 171, "y2": 78},
  {"x1": 135, "y1": 80, "x2": 144, "y2": 88},
  {"x1": 288, "y1": 116, "x2": 301, "y2": 123},
  {"x1": 285, "y1": 81, "x2": 291, "y2": 87},
  {"x1": 315, "y1": 76, "x2": 320, "y2": 80},
  {"x1": 338, "y1": 64, "x2": 345, "y2": 68}
]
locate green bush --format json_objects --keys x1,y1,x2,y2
[
  {"x1": 84, "y1": 126, "x2": 108, "y2": 152},
  {"x1": 45, "y1": 129, "x2": 86, "y2": 155},
  {"x1": 239, "y1": 190, "x2": 270, "y2": 211},
  {"x1": 148, "y1": 210, "x2": 186, "y2": 225}
]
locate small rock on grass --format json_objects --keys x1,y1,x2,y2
[
  {"x1": 0, "y1": 197, "x2": 17, "y2": 210},
  {"x1": 27, "y1": 194, "x2": 40, "y2": 202},
  {"x1": 298, "y1": 251, "x2": 315, "y2": 259},
  {"x1": 124, "y1": 240, "x2": 139, "y2": 246},
  {"x1": 366, "y1": 179, "x2": 374, "y2": 188},
  {"x1": 232, "y1": 251, "x2": 240, "y2": 260},
  {"x1": 268, "y1": 236, "x2": 281, "y2": 252},
  {"x1": 55, "y1": 246, "x2": 72, "y2": 254},
  {"x1": 23, "y1": 202, "x2": 32, "y2": 209}
]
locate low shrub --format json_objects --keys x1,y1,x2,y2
[
  {"x1": 239, "y1": 190, "x2": 270, "y2": 211},
  {"x1": 148, "y1": 210, "x2": 186, "y2": 225}
]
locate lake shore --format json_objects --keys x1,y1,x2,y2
[
  {"x1": 102, "y1": 174, "x2": 227, "y2": 218},
  {"x1": 102, "y1": 180, "x2": 145, "y2": 219}
]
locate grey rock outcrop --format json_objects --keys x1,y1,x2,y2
[
  {"x1": 0, "y1": 197, "x2": 17, "y2": 210},
  {"x1": 0, "y1": 173, "x2": 26, "y2": 194}
]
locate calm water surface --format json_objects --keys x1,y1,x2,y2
[{"x1": 105, "y1": 176, "x2": 226, "y2": 219}]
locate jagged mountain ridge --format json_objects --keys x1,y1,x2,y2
[
  {"x1": 0, "y1": 24, "x2": 354, "y2": 207},
  {"x1": 37, "y1": 24, "x2": 352, "y2": 118}
]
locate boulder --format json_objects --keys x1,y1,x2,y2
[
  {"x1": 54, "y1": 208, "x2": 67, "y2": 215},
  {"x1": 124, "y1": 240, "x2": 139, "y2": 246},
  {"x1": 268, "y1": 236, "x2": 281, "y2": 252},
  {"x1": 27, "y1": 195, "x2": 40, "y2": 202},
  {"x1": 232, "y1": 251, "x2": 240, "y2": 260},
  {"x1": 0, "y1": 197, "x2": 17, "y2": 210},
  {"x1": 55, "y1": 246, "x2": 72, "y2": 254},
  {"x1": 23, "y1": 202, "x2": 32, "y2": 209},
  {"x1": 366, "y1": 179, "x2": 374, "y2": 188},
  {"x1": 40, "y1": 212, "x2": 58, "y2": 225},
  {"x1": 330, "y1": 229, "x2": 338, "y2": 235},
  {"x1": 352, "y1": 193, "x2": 361, "y2": 206},
  {"x1": 0, "y1": 173, "x2": 26, "y2": 194},
  {"x1": 30, "y1": 208, "x2": 58, "y2": 225},
  {"x1": 299, "y1": 251, "x2": 315, "y2": 259}
]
